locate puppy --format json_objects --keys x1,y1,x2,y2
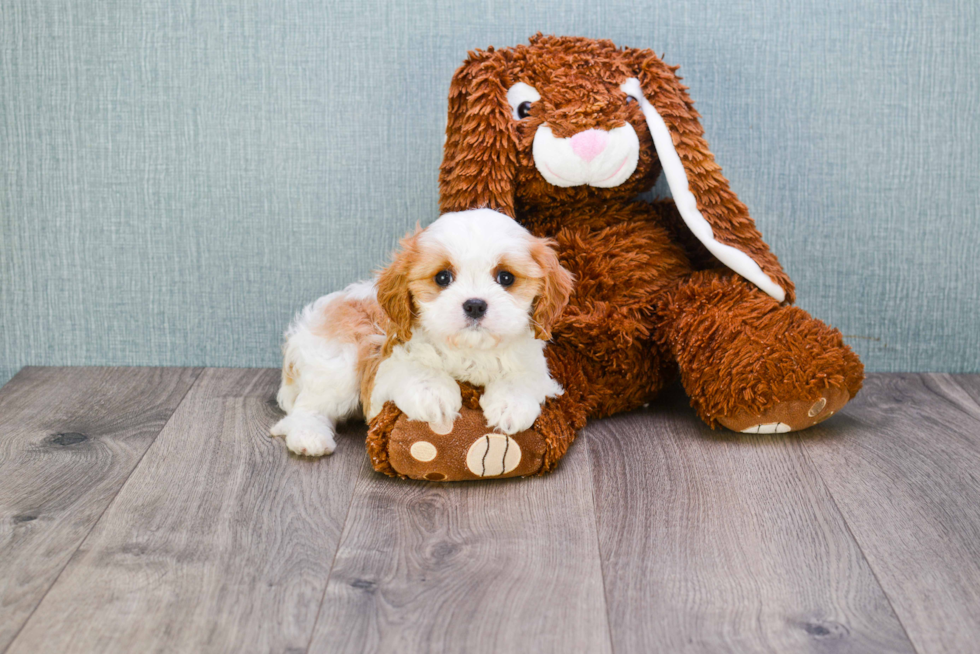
[{"x1": 271, "y1": 208, "x2": 574, "y2": 457}]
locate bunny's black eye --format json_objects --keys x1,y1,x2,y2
[
  {"x1": 507, "y1": 83, "x2": 541, "y2": 120},
  {"x1": 496, "y1": 270, "x2": 515, "y2": 287},
  {"x1": 434, "y1": 270, "x2": 453, "y2": 287}
]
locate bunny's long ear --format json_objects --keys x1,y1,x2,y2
[
  {"x1": 622, "y1": 51, "x2": 794, "y2": 303},
  {"x1": 439, "y1": 49, "x2": 518, "y2": 217}
]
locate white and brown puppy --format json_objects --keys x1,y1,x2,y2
[{"x1": 271, "y1": 208, "x2": 574, "y2": 457}]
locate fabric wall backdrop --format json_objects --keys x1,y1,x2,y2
[{"x1": 2, "y1": 0, "x2": 978, "y2": 385}]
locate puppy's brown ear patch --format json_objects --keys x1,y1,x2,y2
[
  {"x1": 376, "y1": 228, "x2": 421, "y2": 353},
  {"x1": 529, "y1": 237, "x2": 574, "y2": 340}
]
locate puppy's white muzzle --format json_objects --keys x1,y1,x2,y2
[{"x1": 532, "y1": 123, "x2": 639, "y2": 188}]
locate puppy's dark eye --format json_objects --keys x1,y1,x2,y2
[
  {"x1": 516, "y1": 101, "x2": 533, "y2": 119},
  {"x1": 496, "y1": 270, "x2": 515, "y2": 287},
  {"x1": 625, "y1": 95, "x2": 638, "y2": 104},
  {"x1": 434, "y1": 270, "x2": 453, "y2": 287}
]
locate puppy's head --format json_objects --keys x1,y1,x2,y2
[{"x1": 376, "y1": 209, "x2": 573, "y2": 351}]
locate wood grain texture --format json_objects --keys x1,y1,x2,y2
[
  {"x1": 802, "y1": 374, "x2": 980, "y2": 654},
  {"x1": 308, "y1": 437, "x2": 612, "y2": 654},
  {"x1": 587, "y1": 385, "x2": 916, "y2": 654},
  {"x1": 6, "y1": 368, "x2": 364, "y2": 654},
  {"x1": 6, "y1": 370, "x2": 980, "y2": 653},
  {"x1": 0, "y1": 366, "x2": 201, "y2": 651}
]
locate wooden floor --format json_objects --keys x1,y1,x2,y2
[{"x1": 1, "y1": 369, "x2": 979, "y2": 653}]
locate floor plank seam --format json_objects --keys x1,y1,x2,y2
[
  {"x1": 0, "y1": 367, "x2": 205, "y2": 654},
  {"x1": 796, "y1": 440, "x2": 921, "y2": 654},
  {"x1": 584, "y1": 432, "x2": 619, "y2": 654},
  {"x1": 301, "y1": 458, "x2": 368, "y2": 654}
]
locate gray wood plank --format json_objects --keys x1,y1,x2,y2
[
  {"x1": 802, "y1": 373, "x2": 980, "y2": 654},
  {"x1": 6, "y1": 368, "x2": 364, "y2": 654},
  {"x1": 308, "y1": 435, "x2": 612, "y2": 654},
  {"x1": 588, "y1": 386, "x2": 916, "y2": 654},
  {"x1": 0, "y1": 366, "x2": 201, "y2": 651}
]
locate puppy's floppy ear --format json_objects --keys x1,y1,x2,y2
[
  {"x1": 375, "y1": 227, "x2": 421, "y2": 351},
  {"x1": 439, "y1": 47, "x2": 519, "y2": 217},
  {"x1": 622, "y1": 49, "x2": 795, "y2": 304},
  {"x1": 529, "y1": 237, "x2": 574, "y2": 341}
]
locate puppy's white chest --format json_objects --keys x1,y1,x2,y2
[{"x1": 442, "y1": 351, "x2": 506, "y2": 387}]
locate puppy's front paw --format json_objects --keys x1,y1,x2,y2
[
  {"x1": 271, "y1": 415, "x2": 336, "y2": 457},
  {"x1": 480, "y1": 390, "x2": 542, "y2": 435},
  {"x1": 394, "y1": 377, "x2": 462, "y2": 429}
]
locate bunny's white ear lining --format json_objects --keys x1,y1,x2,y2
[{"x1": 620, "y1": 78, "x2": 786, "y2": 303}]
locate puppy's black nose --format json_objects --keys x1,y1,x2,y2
[{"x1": 462, "y1": 298, "x2": 488, "y2": 320}]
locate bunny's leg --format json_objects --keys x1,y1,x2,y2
[{"x1": 655, "y1": 269, "x2": 864, "y2": 432}]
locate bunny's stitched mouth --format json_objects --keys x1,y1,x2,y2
[
  {"x1": 544, "y1": 156, "x2": 629, "y2": 185},
  {"x1": 597, "y1": 156, "x2": 630, "y2": 183},
  {"x1": 543, "y1": 162, "x2": 572, "y2": 184}
]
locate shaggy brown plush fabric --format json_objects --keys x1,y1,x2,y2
[
  {"x1": 369, "y1": 34, "x2": 863, "y2": 479},
  {"x1": 655, "y1": 271, "x2": 864, "y2": 428}
]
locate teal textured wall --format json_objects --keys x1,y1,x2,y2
[{"x1": 2, "y1": 0, "x2": 979, "y2": 385}]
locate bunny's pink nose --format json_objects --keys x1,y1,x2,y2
[{"x1": 570, "y1": 129, "x2": 609, "y2": 162}]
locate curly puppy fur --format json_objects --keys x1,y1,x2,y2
[{"x1": 373, "y1": 35, "x2": 863, "y2": 474}]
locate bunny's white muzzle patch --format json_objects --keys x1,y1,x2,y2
[{"x1": 532, "y1": 124, "x2": 639, "y2": 188}]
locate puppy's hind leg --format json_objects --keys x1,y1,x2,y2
[
  {"x1": 273, "y1": 351, "x2": 358, "y2": 456},
  {"x1": 273, "y1": 289, "x2": 371, "y2": 457},
  {"x1": 272, "y1": 343, "x2": 360, "y2": 456}
]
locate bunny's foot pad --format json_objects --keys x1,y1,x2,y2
[
  {"x1": 366, "y1": 386, "x2": 545, "y2": 481},
  {"x1": 716, "y1": 386, "x2": 851, "y2": 434}
]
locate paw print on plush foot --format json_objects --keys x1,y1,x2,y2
[
  {"x1": 367, "y1": 384, "x2": 547, "y2": 481},
  {"x1": 381, "y1": 408, "x2": 542, "y2": 481},
  {"x1": 717, "y1": 387, "x2": 852, "y2": 434}
]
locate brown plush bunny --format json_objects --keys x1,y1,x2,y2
[{"x1": 367, "y1": 34, "x2": 864, "y2": 481}]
